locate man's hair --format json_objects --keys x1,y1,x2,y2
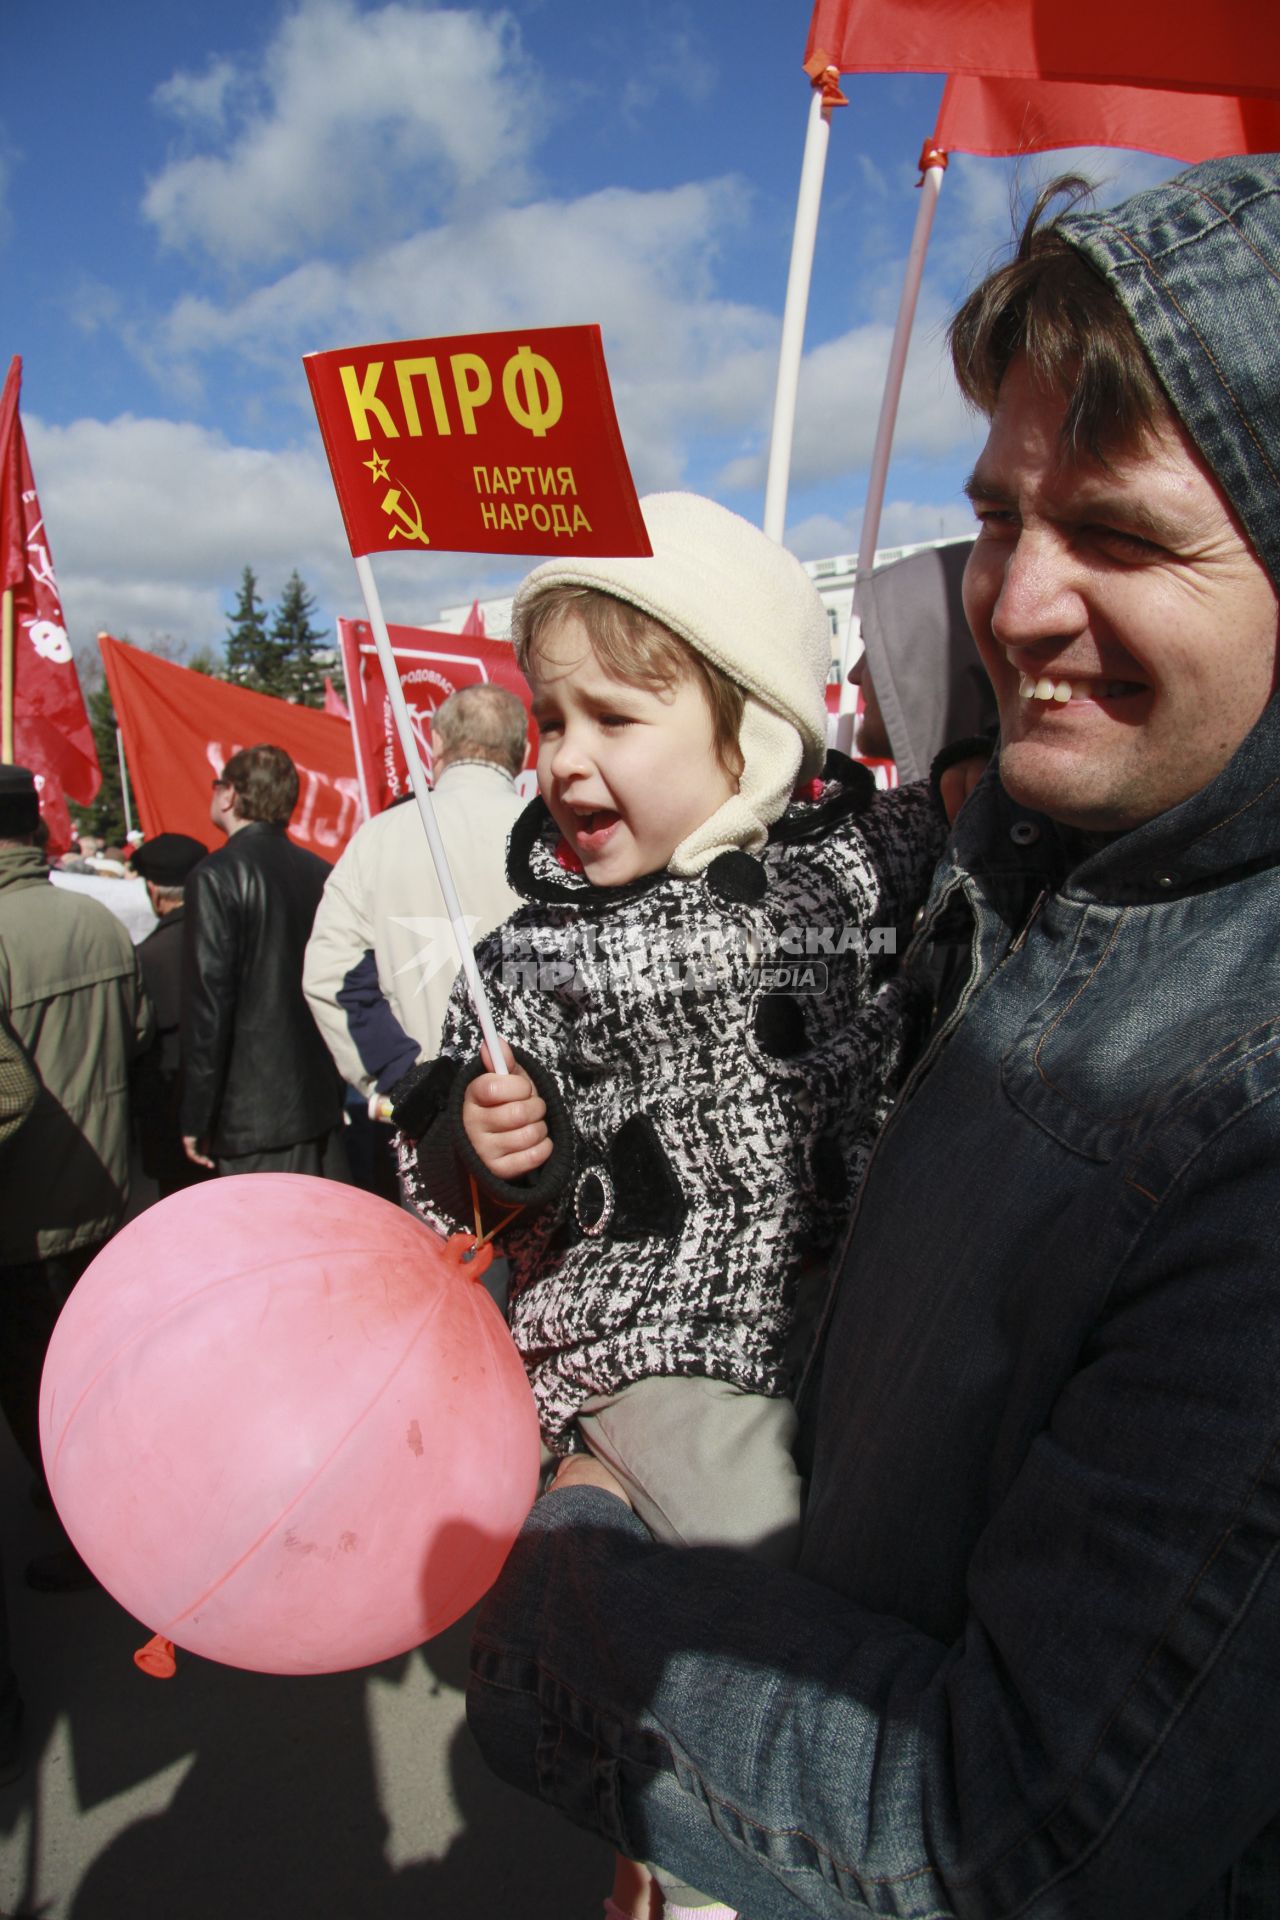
[
  {"x1": 431, "y1": 684, "x2": 528, "y2": 777},
  {"x1": 221, "y1": 744, "x2": 299, "y2": 825},
  {"x1": 519, "y1": 584, "x2": 745, "y2": 779},
  {"x1": 949, "y1": 175, "x2": 1169, "y2": 462}
]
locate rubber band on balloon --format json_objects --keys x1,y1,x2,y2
[{"x1": 802, "y1": 49, "x2": 848, "y2": 108}]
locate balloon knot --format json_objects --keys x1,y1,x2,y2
[{"x1": 134, "y1": 1634, "x2": 177, "y2": 1679}]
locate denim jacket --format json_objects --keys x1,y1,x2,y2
[{"x1": 468, "y1": 692, "x2": 1280, "y2": 1920}]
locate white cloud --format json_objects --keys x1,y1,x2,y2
[
  {"x1": 26, "y1": 411, "x2": 523, "y2": 663},
  {"x1": 785, "y1": 497, "x2": 976, "y2": 563},
  {"x1": 148, "y1": 177, "x2": 779, "y2": 493},
  {"x1": 143, "y1": 1, "x2": 541, "y2": 270},
  {"x1": 153, "y1": 56, "x2": 240, "y2": 134}
]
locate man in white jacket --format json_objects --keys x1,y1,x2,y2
[{"x1": 304, "y1": 682, "x2": 528, "y2": 1101}]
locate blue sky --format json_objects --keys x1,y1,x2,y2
[{"x1": 1, "y1": 0, "x2": 1177, "y2": 664}]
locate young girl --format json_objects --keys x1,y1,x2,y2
[{"x1": 392, "y1": 493, "x2": 951, "y2": 1918}]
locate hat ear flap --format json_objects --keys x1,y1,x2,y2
[{"x1": 668, "y1": 697, "x2": 809, "y2": 876}]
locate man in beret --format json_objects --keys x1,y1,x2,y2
[
  {"x1": 131, "y1": 831, "x2": 210, "y2": 1198},
  {"x1": 0, "y1": 765, "x2": 152, "y2": 1589}
]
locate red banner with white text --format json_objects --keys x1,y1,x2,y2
[
  {"x1": 99, "y1": 635, "x2": 360, "y2": 863},
  {"x1": 1, "y1": 356, "x2": 100, "y2": 854},
  {"x1": 337, "y1": 618, "x2": 535, "y2": 817},
  {"x1": 805, "y1": 0, "x2": 1280, "y2": 96}
]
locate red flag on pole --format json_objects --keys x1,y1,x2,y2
[
  {"x1": 323, "y1": 674, "x2": 351, "y2": 720},
  {"x1": 461, "y1": 599, "x2": 486, "y2": 637},
  {"x1": 0, "y1": 356, "x2": 100, "y2": 853},
  {"x1": 805, "y1": 0, "x2": 1280, "y2": 96},
  {"x1": 935, "y1": 75, "x2": 1280, "y2": 162}
]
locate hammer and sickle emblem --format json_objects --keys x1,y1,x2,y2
[{"x1": 380, "y1": 484, "x2": 431, "y2": 548}]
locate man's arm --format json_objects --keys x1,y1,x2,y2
[
  {"x1": 179, "y1": 861, "x2": 239, "y2": 1159},
  {"x1": 468, "y1": 1117, "x2": 1280, "y2": 1919},
  {"x1": 303, "y1": 843, "x2": 420, "y2": 1096},
  {"x1": 0, "y1": 1017, "x2": 38, "y2": 1149}
]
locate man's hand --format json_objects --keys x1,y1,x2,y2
[
  {"x1": 547, "y1": 1453, "x2": 633, "y2": 1506},
  {"x1": 182, "y1": 1134, "x2": 216, "y2": 1170},
  {"x1": 462, "y1": 1040, "x2": 553, "y2": 1182}
]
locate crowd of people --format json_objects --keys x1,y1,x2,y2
[{"x1": 3, "y1": 150, "x2": 1280, "y2": 1918}]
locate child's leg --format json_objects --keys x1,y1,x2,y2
[
  {"x1": 576, "y1": 1374, "x2": 802, "y2": 1564},
  {"x1": 578, "y1": 1377, "x2": 803, "y2": 1918}
]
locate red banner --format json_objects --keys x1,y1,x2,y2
[
  {"x1": 935, "y1": 75, "x2": 1280, "y2": 161},
  {"x1": 805, "y1": 0, "x2": 1280, "y2": 96},
  {"x1": 99, "y1": 635, "x2": 360, "y2": 864},
  {"x1": 305, "y1": 326, "x2": 650, "y2": 560},
  {"x1": 1, "y1": 356, "x2": 101, "y2": 854},
  {"x1": 337, "y1": 617, "x2": 535, "y2": 818}
]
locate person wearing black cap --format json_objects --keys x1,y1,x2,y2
[
  {"x1": 0, "y1": 764, "x2": 152, "y2": 1590},
  {"x1": 130, "y1": 832, "x2": 210, "y2": 1199}
]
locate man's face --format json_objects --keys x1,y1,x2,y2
[
  {"x1": 963, "y1": 356, "x2": 1280, "y2": 832},
  {"x1": 849, "y1": 651, "x2": 894, "y2": 761}
]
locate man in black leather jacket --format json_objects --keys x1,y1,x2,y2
[{"x1": 180, "y1": 744, "x2": 348, "y2": 1178}]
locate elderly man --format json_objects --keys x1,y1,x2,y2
[
  {"x1": 181, "y1": 744, "x2": 346, "y2": 1178},
  {"x1": 303, "y1": 682, "x2": 527, "y2": 1101},
  {"x1": 464, "y1": 155, "x2": 1280, "y2": 1919}
]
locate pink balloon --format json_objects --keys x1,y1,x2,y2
[{"x1": 39, "y1": 1176, "x2": 540, "y2": 1675}]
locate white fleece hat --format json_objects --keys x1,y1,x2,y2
[{"x1": 510, "y1": 492, "x2": 831, "y2": 875}]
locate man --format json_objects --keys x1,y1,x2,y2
[
  {"x1": 304, "y1": 682, "x2": 527, "y2": 1100},
  {"x1": 0, "y1": 765, "x2": 151, "y2": 1587},
  {"x1": 464, "y1": 156, "x2": 1280, "y2": 1917},
  {"x1": 181, "y1": 744, "x2": 346, "y2": 1177},
  {"x1": 130, "y1": 831, "x2": 210, "y2": 1196}
]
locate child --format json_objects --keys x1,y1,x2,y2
[{"x1": 392, "y1": 493, "x2": 952, "y2": 1918}]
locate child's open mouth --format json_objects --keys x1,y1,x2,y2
[{"x1": 571, "y1": 808, "x2": 621, "y2": 850}]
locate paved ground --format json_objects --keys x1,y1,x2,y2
[{"x1": 0, "y1": 1368, "x2": 609, "y2": 1920}]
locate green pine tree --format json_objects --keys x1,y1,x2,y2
[
  {"x1": 270, "y1": 571, "x2": 329, "y2": 707},
  {"x1": 223, "y1": 566, "x2": 282, "y2": 694},
  {"x1": 68, "y1": 677, "x2": 129, "y2": 846}
]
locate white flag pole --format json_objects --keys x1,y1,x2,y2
[
  {"x1": 837, "y1": 150, "x2": 948, "y2": 747},
  {"x1": 353, "y1": 552, "x2": 505, "y2": 1075},
  {"x1": 763, "y1": 68, "x2": 843, "y2": 544}
]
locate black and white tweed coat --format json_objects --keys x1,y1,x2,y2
[{"x1": 397, "y1": 755, "x2": 945, "y2": 1449}]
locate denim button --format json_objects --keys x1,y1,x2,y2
[
  {"x1": 1153, "y1": 872, "x2": 1178, "y2": 888},
  {"x1": 1010, "y1": 821, "x2": 1040, "y2": 847}
]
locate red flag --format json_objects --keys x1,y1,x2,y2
[
  {"x1": 305, "y1": 325, "x2": 650, "y2": 560},
  {"x1": 337, "y1": 616, "x2": 534, "y2": 817},
  {"x1": 323, "y1": 674, "x2": 351, "y2": 720},
  {"x1": 461, "y1": 599, "x2": 486, "y2": 637},
  {"x1": 0, "y1": 356, "x2": 100, "y2": 853},
  {"x1": 805, "y1": 0, "x2": 1280, "y2": 97},
  {"x1": 99, "y1": 635, "x2": 360, "y2": 864},
  {"x1": 935, "y1": 75, "x2": 1280, "y2": 162}
]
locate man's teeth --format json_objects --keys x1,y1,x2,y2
[{"x1": 1017, "y1": 674, "x2": 1132, "y2": 702}]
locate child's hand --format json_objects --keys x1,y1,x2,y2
[{"x1": 462, "y1": 1039, "x2": 554, "y2": 1182}]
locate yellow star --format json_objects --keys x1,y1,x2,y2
[{"x1": 364, "y1": 450, "x2": 391, "y2": 484}]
